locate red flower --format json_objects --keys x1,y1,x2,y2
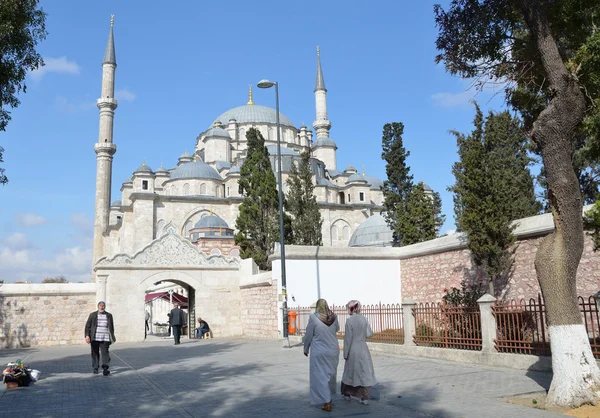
[{"x1": 443, "y1": 288, "x2": 448, "y2": 292}]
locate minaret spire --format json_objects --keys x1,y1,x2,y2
[
  {"x1": 315, "y1": 46, "x2": 326, "y2": 92},
  {"x1": 247, "y1": 84, "x2": 254, "y2": 105},
  {"x1": 92, "y1": 16, "x2": 119, "y2": 279}
]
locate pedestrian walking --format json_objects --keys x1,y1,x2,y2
[
  {"x1": 303, "y1": 299, "x2": 339, "y2": 412},
  {"x1": 170, "y1": 302, "x2": 185, "y2": 345},
  {"x1": 84, "y1": 301, "x2": 116, "y2": 376},
  {"x1": 341, "y1": 300, "x2": 376, "y2": 405}
]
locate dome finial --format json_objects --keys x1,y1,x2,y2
[
  {"x1": 362, "y1": 165, "x2": 365, "y2": 175},
  {"x1": 247, "y1": 84, "x2": 254, "y2": 105},
  {"x1": 316, "y1": 45, "x2": 320, "y2": 56},
  {"x1": 110, "y1": 14, "x2": 114, "y2": 26}
]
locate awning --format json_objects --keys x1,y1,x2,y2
[{"x1": 144, "y1": 291, "x2": 188, "y2": 308}]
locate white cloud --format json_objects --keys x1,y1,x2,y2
[
  {"x1": 54, "y1": 96, "x2": 95, "y2": 113},
  {"x1": 431, "y1": 90, "x2": 476, "y2": 109},
  {"x1": 30, "y1": 56, "x2": 80, "y2": 82},
  {"x1": 3, "y1": 232, "x2": 35, "y2": 251},
  {"x1": 14, "y1": 213, "x2": 48, "y2": 227},
  {"x1": 115, "y1": 88, "x2": 136, "y2": 102}
]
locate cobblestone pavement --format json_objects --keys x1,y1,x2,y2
[{"x1": 0, "y1": 337, "x2": 563, "y2": 417}]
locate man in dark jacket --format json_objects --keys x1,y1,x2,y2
[
  {"x1": 84, "y1": 301, "x2": 116, "y2": 375},
  {"x1": 170, "y1": 302, "x2": 185, "y2": 345}
]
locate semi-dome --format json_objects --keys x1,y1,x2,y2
[
  {"x1": 346, "y1": 173, "x2": 368, "y2": 184},
  {"x1": 170, "y1": 161, "x2": 223, "y2": 181},
  {"x1": 205, "y1": 126, "x2": 231, "y2": 139},
  {"x1": 213, "y1": 105, "x2": 295, "y2": 128},
  {"x1": 194, "y1": 215, "x2": 229, "y2": 229},
  {"x1": 348, "y1": 213, "x2": 394, "y2": 247},
  {"x1": 111, "y1": 199, "x2": 122, "y2": 207},
  {"x1": 364, "y1": 175, "x2": 383, "y2": 191},
  {"x1": 266, "y1": 145, "x2": 299, "y2": 156}
]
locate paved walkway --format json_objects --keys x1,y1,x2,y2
[{"x1": 0, "y1": 337, "x2": 563, "y2": 417}]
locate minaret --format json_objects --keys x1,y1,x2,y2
[
  {"x1": 92, "y1": 15, "x2": 118, "y2": 275},
  {"x1": 312, "y1": 47, "x2": 337, "y2": 170},
  {"x1": 312, "y1": 46, "x2": 331, "y2": 138}
]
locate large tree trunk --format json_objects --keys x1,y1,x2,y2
[{"x1": 519, "y1": 0, "x2": 600, "y2": 408}]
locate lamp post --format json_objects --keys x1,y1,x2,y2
[{"x1": 257, "y1": 79, "x2": 288, "y2": 339}]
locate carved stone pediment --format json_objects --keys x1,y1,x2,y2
[{"x1": 96, "y1": 222, "x2": 240, "y2": 268}]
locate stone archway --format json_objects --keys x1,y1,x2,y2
[{"x1": 94, "y1": 222, "x2": 242, "y2": 343}]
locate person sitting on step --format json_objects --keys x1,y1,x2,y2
[{"x1": 196, "y1": 317, "x2": 210, "y2": 339}]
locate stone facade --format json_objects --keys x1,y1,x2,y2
[
  {"x1": 240, "y1": 274, "x2": 279, "y2": 339},
  {"x1": 0, "y1": 284, "x2": 96, "y2": 348}
]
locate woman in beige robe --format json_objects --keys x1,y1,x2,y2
[{"x1": 341, "y1": 300, "x2": 377, "y2": 405}]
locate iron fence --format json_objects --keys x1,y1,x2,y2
[
  {"x1": 493, "y1": 294, "x2": 600, "y2": 359},
  {"x1": 289, "y1": 303, "x2": 404, "y2": 345},
  {"x1": 412, "y1": 303, "x2": 482, "y2": 351}
]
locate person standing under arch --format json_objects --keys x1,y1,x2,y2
[{"x1": 170, "y1": 302, "x2": 185, "y2": 345}]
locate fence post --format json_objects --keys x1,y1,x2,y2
[
  {"x1": 402, "y1": 299, "x2": 416, "y2": 347},
  {"x1": 477, "y1": 294, "x2": 497, "y2": 353}
]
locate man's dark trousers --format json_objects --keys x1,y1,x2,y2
[
  {"x1": 91, "y1": 341, "x2": 111, "y2": 369},
  {"x1": 173, "y1": 325, "x2": 182, "y2": 344}
]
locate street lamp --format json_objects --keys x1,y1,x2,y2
[{"x1": 257, "y1": 79, "x2": 288, "y2": 339}]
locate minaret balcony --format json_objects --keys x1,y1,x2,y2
[
  {"x1": 97, "y1": 98, "x2": 118, "y2": 110},
  {"x1": 94, "y1": 142, "x2": 117, "y2": 155}
]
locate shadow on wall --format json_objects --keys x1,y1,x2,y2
[{"x1": 0, "y1": 296, "x2": 32, "y2": 349}]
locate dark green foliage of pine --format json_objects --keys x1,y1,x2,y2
[
  {"x1": 0, "y1": 0, "x2": 47, "y2": 184},
  {"x1": 286, "y1": 151, "x2": 323, "y2": 246},
  {"x1": 381, "y1": 122, "x2": 413, "y2": 244},
  {"x1": 449, "y1": 105, "x2": 541, "y2": 289},
  {"x1": 235, "y1": 128, "x2": 281, "y2": 270},
  {"x1": 397, "y1": 182, "x2": 445, "y2": 246}
]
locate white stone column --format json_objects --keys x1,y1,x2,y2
[
  {"x1": 97, "y1": 274, "x2": 108, "y2": 304},
  {"x1": 402, "y1": 299, "x2": 416, "y2": 346},
  {"x1": 477, "y1": 293, "x2": 497, "y2": 353}
]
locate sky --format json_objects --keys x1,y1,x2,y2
[{"x1": 0, "y1": 0, "x2": 507, "y2": 283}]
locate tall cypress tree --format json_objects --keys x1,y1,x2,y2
[
  {"x1": 381, "y1": 122, "x2": 413, "y2": 244},
  {"x1": 286, "y1": 151, "x2": 323, "y2": 246},
  {"x1": 397, "y1": 182, "x2": 445, "y2": 246},
  {"x1": 449, "y1": 105, "x2": 541, "y2": 293},
  {"x1": 235, "y1": 128, "x2": 280, "y2": 270}
]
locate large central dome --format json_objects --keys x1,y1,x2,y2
[{"x1": 213, "y1": 105, "x2": 295, "y2": 128}]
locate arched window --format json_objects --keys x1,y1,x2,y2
[
  {"x1": 331, "y1": 226, "x2": 339, "y2": 241},
  {"x1": 200, "y1": 183, "x2": 207, "y2": 195},
  {"x1": 239, "y1": 128, "x2": 245, "y2": 140},
  {"x1": 343, "y1": 226, "x2": 351, "y2": 241},
  {"x1": 171, "y1": 185, "x2": 177, "y2": 196},
  {"x1": 268, "y1": 127, "x2": 274, "y2": 141},
  {"x1": 230, "y1": 248, "x2": 240, "y2": 257},
  {"x1": 183, "y1": 183, "x2": 190, "y2": 195},
  {"x1": 210, "y1": 248, "x2": 222, "y2": 256}
]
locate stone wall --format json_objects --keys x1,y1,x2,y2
[
  {"x1": 240, "y1": 276, "x2": 279, "y2": 339},
  {"x1": 399, "y1": 209, "x2": 600, "y2": 303},
  {"x1": 0, "y1": 283, "x2": 96, "y2": 348}
]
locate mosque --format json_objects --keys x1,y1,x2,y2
[{"x1": 92, "y1": 18, "x2": 396, "y2": 274}]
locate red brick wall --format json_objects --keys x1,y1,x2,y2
[{"x1": 400, "y1": 234, "x2": 600, "y2": 303}]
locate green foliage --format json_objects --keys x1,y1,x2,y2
[
  {"x1": 584, "y1": 200, "x2": 600, "y2": 251},
  {"x1": 449, "y1": 105, "x2": 541, "y2": 285},
  {"x1": 235, "y1": 128, "x2": 281, "y2": 270},
  {"x1": 442, "y1": 281, "x2": 486, "y2": 308},
  {"x1": 285, "y1": 151, "x2": 323, "y2": 246},
  {"x1": 381, "y1": 122, "x2": 413, "y2": 245},
  {"x1": 435, "y1": 0, "x2": 600, "y2": 207},
  {"x1": 396, "y1": 182, "x2": 445, "y2": 245},
  {"x1": 42, "y1": 275, "x2": 68, "y2": 283},
  {"x1": 0, "y1": 0, "x2": 47, "y2": 184}
]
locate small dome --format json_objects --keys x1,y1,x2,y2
[
  {"x1": 111, "y1": 199, "x2": 122, "y2": 207},
  {"x1": 170, "y1": 161, "x2": 223, "y2": 181},
  {"x1": 155, "y1": 163, "x2": 169, "y2": 174},
  {"x1": 180, "y1": 151, "x2": 191, "y2": 158},
  {"x1": 205, "y1": 126, "x2": 231, "y2": 139},
  {"x1": 423, "y1": 182, "x2": 433, "y2": 192},
  {"x1": 266, "y1": 145, "x2": 299, "y2": 156},
  {"x1": 134, "y1": 162, "x2": 153, "y2": 174},
  {"x1": 123, "y1": 176, "x2": 133, "y2": 184},
  {"x1": 194, "y1": 215, "x2": 229, "y2": 229},
  {"x1": 344, "y1": 164, "x2": 357, "y2": 173},
  {"x1": 228, "y1": 164, "x2": 241, "y2": 174},
  {"x1": 346, "y1": 173, "x2": 368, "y2": 184},
  {"x1": 348, "y1": 213, "x2": 394, "y2": 247},
  {"x1": 313, "y1": 137, "x2": 337, "y2": 148},
  {"x1": 213, "y1": 105, "x2": 295, "y2": 128},
  {"x1": 364, "y1": 175, "x2": 383, "y2": 191}
]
